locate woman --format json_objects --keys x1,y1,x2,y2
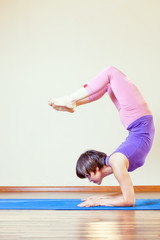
[{"x1": 48, "y1": 66, "x2": 155, "y2": 207}]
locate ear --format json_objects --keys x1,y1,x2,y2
[{"x1": 95, "y1": 167, "x2": 99, "y2": 173}]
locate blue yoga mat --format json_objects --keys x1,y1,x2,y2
[{"x1": 0, "y1": 199, "x2": 160, "y2": 210}]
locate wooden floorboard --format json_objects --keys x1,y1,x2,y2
[{"x1": 0, "y1": 192, "x2": 160, "y2": 239}]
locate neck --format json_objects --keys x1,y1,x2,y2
[{"x1": 101, "y1": 165, "x2": 113, "y2": 178}]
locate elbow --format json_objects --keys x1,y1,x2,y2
[{"x1": 125, "y1": 198, "x2": 135, "y2": 207}]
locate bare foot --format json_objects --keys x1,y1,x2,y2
[{"x1": 48, "y1": 96, "x2": 76, "y2": 113}]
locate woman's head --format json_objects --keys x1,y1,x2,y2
[{"x1": 76, "y1": 150, "x2": 107, "y2": 179}]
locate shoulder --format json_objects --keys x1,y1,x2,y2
[{"x1": 109, "y1": 152, "x2": 129, "y2": 171}]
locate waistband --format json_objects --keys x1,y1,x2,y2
[
  {"x1": 126, "y1": 115, "x2": 155, "y2": 140},
  {"x1": 127, "y1": 115, "x2": 153, "y2": 130}
]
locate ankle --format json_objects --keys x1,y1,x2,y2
[{"x1": 68, "y1": 95, "x2": 77, "y2": 106}]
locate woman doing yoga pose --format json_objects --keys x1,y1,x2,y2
[{"x1": 48, "y1": 66, "x2": 155, "y2": 207}]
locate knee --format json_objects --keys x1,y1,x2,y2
[
  {"x1": 105, "y1": 65, "x2": 116, "y2": 75},
  {"x1": 106, "y1": 65, "x2": 115, "y2": 71}
]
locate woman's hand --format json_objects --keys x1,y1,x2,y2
[
  {"x1": 81, "y1": 195, "x2": 104, "y2": 201},
  {"x1": 79, "y1": 195, "x2": 114, "y2": 207},
  {"x1": 81, "y1": 194, "x2": 119, "y2": 202},
  {"x1": 78, "y1": 198, "x2": 100, "y2": 207}
]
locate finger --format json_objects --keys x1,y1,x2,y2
[
  {"x1": 82, "y1": 197, "x2": 91, "y2": 201},
  {"x1": 78, "y1": 201, "x2": 87, "y2": 207},
  {"x1": 81, "y1": 199, "x2": 89, "y2": 202},
  {"x1": 77, "y1": 204, "x2": 84, "y2": 207}
]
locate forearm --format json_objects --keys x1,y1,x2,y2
[
  {"x1": 99, "y1": 195, "x2": 135, "y2": 207},
  {"x1": 101, "y1": 193, "x2": 123, "y2": 199}
]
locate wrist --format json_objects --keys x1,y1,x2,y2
[
  {"x1": 96, "y1": 198, "x2": 103, "y2": 206},
  {"x1": 98, "y1": 198, "x2": 109, "y2": 206},
  {"x1": 99, "y1": 199, "x2": 103, "y2": 206}
]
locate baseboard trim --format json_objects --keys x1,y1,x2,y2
[{"x1": 0, "y1": 186, "x2": 160, "y2": 192}]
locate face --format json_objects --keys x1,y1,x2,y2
[{"x1": 87, "y1": 167, "x2": 103, "y2": 185}]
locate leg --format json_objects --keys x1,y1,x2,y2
[
  {"x1": 75, "y1": 87, "x2": 109, "y2": 107},
  {"x1": 82, "y1": 65, "x2": 112, "y2": 102},
  {"x1": 48, "y1": 66, "x2": 112, "y2": 112},
  {"x1": 48, "y1": 87, "x2": 107, "y2": 111}
]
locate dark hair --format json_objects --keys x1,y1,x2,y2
[{"x1": 76, "y1": 150, "x2": 107, "y2": 179}]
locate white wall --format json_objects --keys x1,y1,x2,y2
[{"x1": 0, "y1": 0, "x2": 159, "y2": 186}]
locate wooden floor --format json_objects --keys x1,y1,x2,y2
[{"x1": 0, "y1": 192, "x2": 160, "y2": 240}]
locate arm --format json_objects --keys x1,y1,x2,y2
[
  {"x1": 81, "y1": 192, "x2": 123, "y2": 201},
  {"x1": 78, "y1": 153, "x2": 135, "y2": 207},
  {"x1": 99, "y1": 175, "x2": 135, "y2": 207},
  {"x1": 100, "y1": 153, "x2": 135, "y2": 207}
]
